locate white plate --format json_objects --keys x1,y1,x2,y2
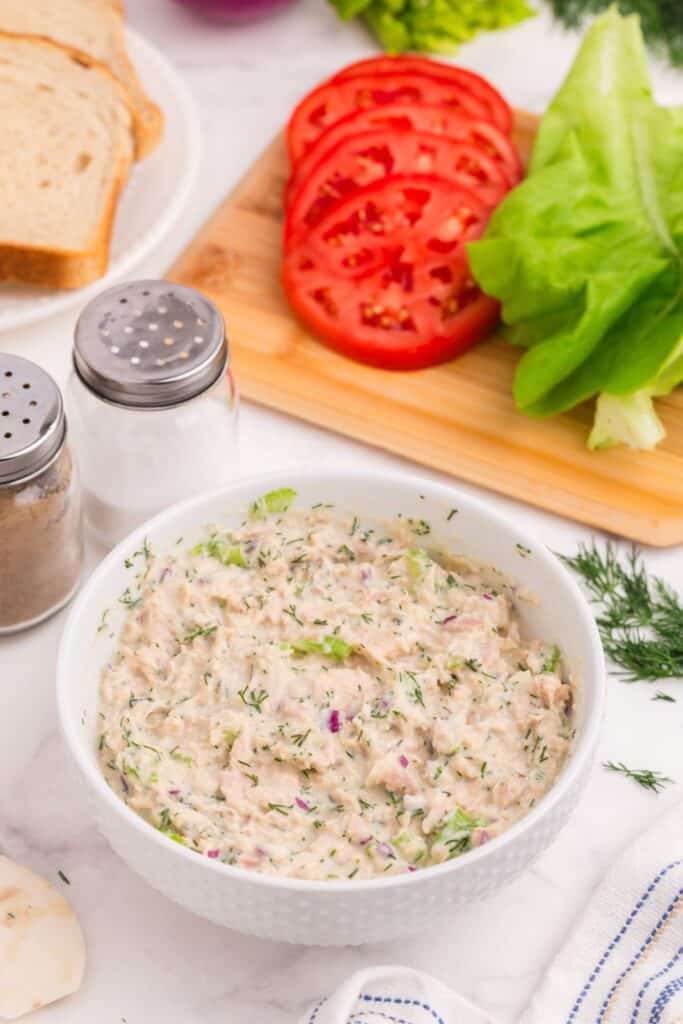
[{"x1": 0, "y1": 29, "x2": 200, "y2": 332}]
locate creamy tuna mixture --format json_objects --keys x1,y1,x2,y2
[{"x1": 98, "y1": 490, "x2": 574, "y2": 881}]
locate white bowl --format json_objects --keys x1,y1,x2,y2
[{"x1": 57, "y1": 471, "x2": 604, "y2": 946}]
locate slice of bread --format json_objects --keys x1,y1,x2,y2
[
  {"x1": 0, "y1": 0, "x2": 163, "y2": 158},
  {"x1": 0, "y1": 33, "x2": 134, "y2": 289}
]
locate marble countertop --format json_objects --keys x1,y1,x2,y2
[{"x1": 1, "y1": 2, "x2": 682, "y2": 1021}]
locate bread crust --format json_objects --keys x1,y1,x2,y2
[
  {"x1": 0, "y1": 32, "x2": 134, "y2": 289},
  {"x1": 105, "y1": 0, "x2": 164, "y2": 158}
]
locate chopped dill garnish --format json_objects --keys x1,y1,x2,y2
[
  {"x1": 267, "y1": 802, "x2": 292, "y2": 816},
  {"x1": 652, "y1": 691, "x2": 676, "y2": 703},
  {"x1": 561, "y1": 542, "x2": 683, "y2": 682},
  {"x1": 604, "y1": 761, "x2": 674, "y2": 793},
  {"x1": 119, "y1": 587, "x2": 141, "y2": 610},
  {"x1": 57, "y1": 869, "x2": 70, "y2": 885},
  {"x1": 237, "y1": 687, "x2": 269, "y2": 713},
  {"x1": 181, "y1": 624, "x2": 217, "y2": 645},
  {"x1": 284, "y1": 603, "x2": 303, "y2": 626},
  {"x1": 291, "y1": 729, "x2": 311, "y2": 747}
]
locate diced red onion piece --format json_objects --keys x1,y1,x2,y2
[
  {"x1": 295, "y1": 797, "x2": 309, "y2": 811},
  {"x1": 328, "y1": 709, "x2": 341, "y2": 733},
  {"x1": 206, "y1": 849, "x2": 220, "y2": 859},
  {"x1": 168, "y1": 789, "x2": 180, "y2": 796},
  {"x1": 478, "y1": 829, "x2": 491, "y2": 847},
  {"x1": 399, "y1": 754, "x2": 409, "y2": 768},
  {"x1": 441, "y1": 614, "x2": 459, "y2": 625},
  {"x1": 376, "y1": 842, "x2": 395, "y2": 859},
  {"x1": 482, "y1": 593, "x2": 493, "y2": 601}
]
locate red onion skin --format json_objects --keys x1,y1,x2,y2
[
  {"x1": 206, "y1": 849, "x2": 220, "y2": 859},
  {"x1": 174, "y1": 0, "x2": 295, "y2": 23}
]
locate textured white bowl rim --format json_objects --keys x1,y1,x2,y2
[
  {"x1": 57, "y1": 469, "x2": 605, "y2": 895},
  {"x1": 0, "y1": 28, "x2": 200, "y2": 333}
]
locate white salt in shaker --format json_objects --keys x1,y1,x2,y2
[{"x1": 67, "y1": 280, "x2": 239, "y2": 548}]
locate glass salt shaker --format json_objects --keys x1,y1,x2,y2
[
  {"x1": 0, "y1": 355, "x2": 84, "y2": 633},
  {"x1": 67, "y1": 280, "x2": 239, "y2": 549}
]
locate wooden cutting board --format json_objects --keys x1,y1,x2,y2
[{"x1": 168, "y1": 111, "x2": 683, "y2": 547}]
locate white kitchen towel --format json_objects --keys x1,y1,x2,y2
[
  {"x1": 298, "y1": 965, "x2": 495, "y2": 1024},
  {"x1": 299, "y1": 801, "x2": 683, "y2": 1024},
  {"x1": 520, "y1": 800, "x2": 683, "y2": 1024}
]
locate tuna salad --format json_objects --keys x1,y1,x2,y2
[{"x1": 98, "y1": 489, "x2": 574, "y2": 881}]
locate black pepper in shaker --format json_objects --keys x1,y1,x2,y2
[{"x1": 0, "y1": 355, "x2": 84, "y2": 633}]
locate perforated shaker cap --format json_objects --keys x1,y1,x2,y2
[
  {"x1": 73, "y1": 280, "x2": 228, "y2": 409},
  {"x1": 0, "y1": 355, "x2": 65, "y2": 486}
]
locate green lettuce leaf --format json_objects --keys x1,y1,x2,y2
[
  {"x1": 328, "y1": 0, "x2": 533, "y2": 54},
  {"x1": 249, "y1": 488, "x2": 297, "y2": 519},
  {"x1": 468, "y1": 8, "x2": 683, "y2": 450}
]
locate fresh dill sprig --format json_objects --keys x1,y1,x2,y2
[
  {"x1": 652, "y1": 691, "x2": 676, "y2": 703},
  {"x1": 604, "y1": 761, "x2": 674, "y2": 793},
  {"x1": 560, "y1": 542, "x2": 683, "y2": 682}
]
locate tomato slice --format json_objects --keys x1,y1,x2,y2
[
  {"x1": 282, "y1": 175, "x2": 500, "y2": 370},
  {"x1": 287, "y1": 71, "x2": 505, "y2": 167},
  {"x1": 332, "y1": 56, "x2": 512, "y2": 136},
  {"x1": 285, "y1": 104, "x2": 523, "y2": 207},
  {"x1": 285, "y1": 128, "x2": 510, "y2": 243}
]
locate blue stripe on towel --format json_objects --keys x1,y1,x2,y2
[
  {"x1": 649, "y1": 975, "x2": 683, "y2": 1024},
  {"x1": 308, "y1": 992, "x2": 446, "y2": 1024},
  {"x1": 631, "y1": 943, "x2": 683, "y2": 1021},
  {"x1": 356, "y1": 994, "x2": 445, "y2": 1024},
  {"x1": 598, "y1": 888, "x2": 683, "y2": 1021},
  {"x1": 566, "y1": 860, "x2": 683, "y2": 1023}
]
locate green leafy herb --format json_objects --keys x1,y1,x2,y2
[
  {"x1": 267, "y1": 802, "x2": 292, "y2": 816},
  {"x1": 284, "y1": 603, "x2": 303, "y2": 626},
  {"x1": 468, "y1": 9, "x2": 683, "y2": 452},
  {"x1": 561, "y1": 542, "x2": 683, "y2": 681},
  {"x1": 181, "y1": 624, "x2": 217, "y2": 645},
  {"x1": 327, "y1": 0, "x2": 533, "y2": 54},
  {"x1": 119, "y1": 587, "x2": 141, "y2": 610},
  {"x1": 158, "y1": 808, "x2": 185, "y2": 844},
  {"x1": 547, "y1": 0, "x2": 683, "y2": 69},
  {"x1": 434, "y1": 807, "x2": 485, "y2": 857},
  {"x1": 291, "y1": 729, "x2": 311, "y2": 747},
  {"x1": 604, "y1": 760, "x2": 674, "y2": 793},
  {"x1": 237, "y1": 686, "x2": 269, "y2": 713},
  {"x1": 652, "y1": 690, "x2": 676, "y2": 702},
  {"x1": 249, "y1": 488, "x2": 297, "y2": 520}
]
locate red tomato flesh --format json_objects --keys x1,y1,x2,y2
[
  {"x1": 285, "y1": 128, "x2": 510, "y2": 243},
  {"x1": 287, "y1": 71, "x2": 505, "y2": 166},
  {"x1": 332, "y1": 55, "x2": 512, "y2": 135},
  {"x1": 285, "y1": 104, "x2": 522, "y2": 206},
  {"x1": 282, "y1": 174, "x2": 500, "y2": 370}
]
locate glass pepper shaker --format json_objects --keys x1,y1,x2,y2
[
  {"x1": 0, "y1": 355, "x2": 84, "y2": 633},
  {"x1": 66, "y1": 280, "x2": 239, "y2": 549}
]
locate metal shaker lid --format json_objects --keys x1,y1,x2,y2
[
  {"x1": 73, "y1": 280, "x2": 228, "y2": 409},
  {"x1": 0, "y1": 355, "x2": 65, "y2": 486}
]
